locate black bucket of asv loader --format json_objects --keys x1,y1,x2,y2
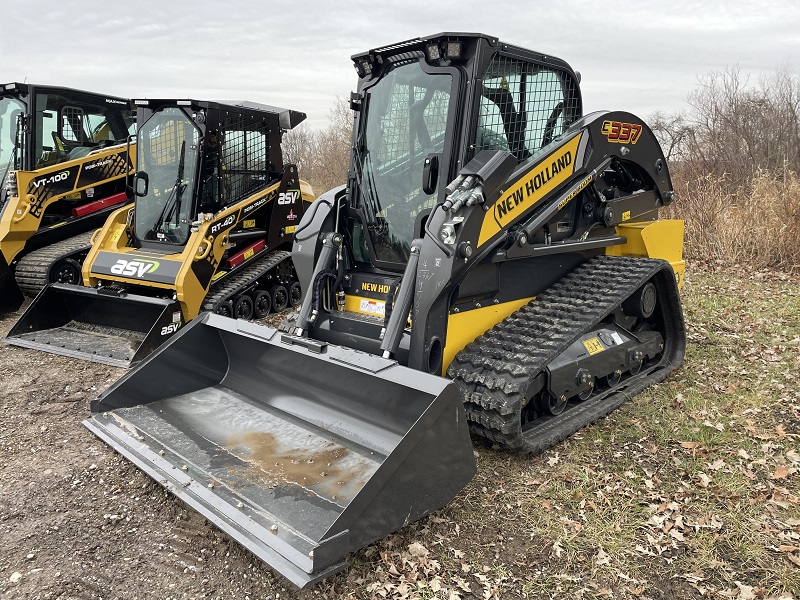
[
  {"x1": 6, "y1": 283, "x2": 183, "y2": 368},
  {"x1": 84, "y1": 313, "x2": 476, "y2": 588}
]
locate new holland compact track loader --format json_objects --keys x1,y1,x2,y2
[
  {"x1": 0, "y1": 83, "x2": 135, "y2": 314},
  {"x1": 84, "y1": 34, "x2": 686, "y2": 587},
  {"x1": 7, "y1": 99, "x2": 312, "y2": 366}
]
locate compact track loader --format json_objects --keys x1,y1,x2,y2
[
  {"x1": 0, "y1": 83, "x2": 135, "y2": 314},
  {"x1": 8, "y1": 99, "x2": 312, "y2": 366},
  {"x1": 84, "y1": 34, "x2": 686, "y2": 587}
]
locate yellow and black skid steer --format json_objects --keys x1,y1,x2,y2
[
  {"x1": 7, "y1": 99, "x2": 312, "y2": 366},
  {"x1": 84, "y1": 34, "x2": 686, "y2": 587},
  {"x1": 0, "y1": 82, "x2": 135, "y2": 314}
]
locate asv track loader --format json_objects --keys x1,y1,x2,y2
[
  {"x1": 84, "y1": 34, "x2": 686, "y2": 587},
  {"x1": 7, "y1": 99, "x2": 312, "y2": 366},
  {"x1": 0, "y1": 83, "x2": 135, "y2": 314}
]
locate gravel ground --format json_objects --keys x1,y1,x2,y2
[{"x1": 0, "y1": 304, "x2": 310, "y2": 600}]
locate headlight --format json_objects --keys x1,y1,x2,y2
[{"x1": 5, "y1": 171, "x2": 17, "y2": 197}]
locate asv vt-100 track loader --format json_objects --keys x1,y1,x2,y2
[
  {"x1": 8, "y1": 99, "x2": 312, "y2": 366},
  {"x1": 0, "y1": 83, "x2": 135, "y2": 314},
  {"x1": 84, "y1": 34, "x2": 686, "y2": 587}
]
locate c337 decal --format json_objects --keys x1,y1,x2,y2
[
  {"x1": 601, "y1": 120, "x2": 642, "y2": 144},
  {"x1": 478, "y1": 132, "x2": 583, "y2": 246}
]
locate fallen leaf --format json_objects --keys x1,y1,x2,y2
[
  {"x1": 680, "y1": 441, "x2": 704, "y2": 449},
  {"x1": 408, "y1": 541, "x2": 429, "y2": 557},
  {"x1": 772, "y1": 465, "x2": 790, "y2": 480},
  {"x1": 778, "y1": 545, "x2": 800, "y2": 553},
  {"x1": 595, "y1": 547, "x2": 611, "y2": 567},
  {"x1": 698, "y1": 472, "x2": 713, "y2": 488},
  {"x1": 776, "y1": 425, "x2": 787, "y2": 439}
]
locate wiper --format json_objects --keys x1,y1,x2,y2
[
  {"x1": 150, "y1": 140, "x2": 187, "y2": 238},
  {"x1": 362, "y1": 149, "x2": 386, "y2": 234}
]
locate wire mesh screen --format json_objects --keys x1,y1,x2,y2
[
  {"x1": 477, "y1": 54, "x2": 579, "y2": 161},
  {"x1": 377, "y1": 84, "x2": 450, "y2": 166},
  {"x1": 61, "y1": 106, "x2": 84, "y2": 143},
  {"x1": 220, "y1": 113, "x2": 270, "y2": 205}
]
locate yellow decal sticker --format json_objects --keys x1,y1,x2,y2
[
  {"x1": 243, "y1": 219, "x2": 255, "y2": 228},
  {"x1": 48, "y1": 222, "x2": 67, "y2": 229},
  {"x1": 361, "y1": 282, "x2": 391, "y2": 294},
  {"x1": 582, "y1": 337, "x2": 604, "y2": 355},
  {"x1": 243, "y1": 247, "x2": 255, "y2": 260},
  {"x1": 110, "y1": 226, "x2": 124, "y2": 243},
  {"x1": 211, "y1": 270, "x2": 227, "y2": 281},
  {"x1": 478, "y1": 132, "x2": 583, "y2": 246},
  {"x1": 622, "y1": 210, "x2": 631, "y2": 221},
  {"x1": 285, "y1": 225, "x2": 296, "y2": 234},
  {"x1": 65, "y1": 192, "x2": 81, "y2": 200}
]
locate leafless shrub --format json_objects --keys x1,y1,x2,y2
[
  {"x1": 656, "y1": 65, "x2": 800, "y2": 271},
  {"x1": 284, "y1": 98, "x2": 352, "y2": 196}
]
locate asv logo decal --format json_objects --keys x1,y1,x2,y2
[
  {"x1": 109, "y1": 258, "x2": 160, "y2": 278},
  {"x1": 278, "y1": 190, "x2": 299, "y2": 205},
  {"x1": 160, "y1": 322, "x2": 181, "y2": 336}
]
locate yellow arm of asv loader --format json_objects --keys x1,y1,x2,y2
[{"x1": 0, "y1": 143, "x2": 135, "y2": 266}]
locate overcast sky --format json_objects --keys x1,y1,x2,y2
[{"x1": 2, "y1": 0, "x2": 799, "y2": 129}]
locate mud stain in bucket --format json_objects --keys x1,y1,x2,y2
[{"x1": 227, "y1": 431, "x2": 367, "y2": 501}]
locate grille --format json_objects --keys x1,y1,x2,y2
[
  {"x1": 220, "y1": 113, "x2": 271, "y2": 204},
  {"x1": 476, "y1": 54, "x2": 579, "y2": 160}
]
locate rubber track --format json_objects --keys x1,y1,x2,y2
[
  {"x1": 446, "y1": 255, "x2": 684, "y2": 454},
  {"x1": 202, "y1": 250, "x2": 291, "y2": 311},
  {"x1": 14, "y1": 231, "x2": 95, "y2": 296}
]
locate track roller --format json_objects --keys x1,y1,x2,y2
[{"x1": 251, "y1": 289, "x2": 272, "y2": 318}]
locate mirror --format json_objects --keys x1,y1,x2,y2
[{"x1": 134, "y1": 171, "x2": 149, "y2": 197}]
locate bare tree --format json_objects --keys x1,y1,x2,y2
[{"x1": 283, "y1": 98, "x2": 353, "y2": 197}]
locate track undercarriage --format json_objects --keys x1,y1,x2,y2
[{"x1": 449, "y1": 256, "x2": 685, "y2": 453}]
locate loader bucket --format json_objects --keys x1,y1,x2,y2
[
  {"x1": 6, "y1": 283, "x2": 183, "y2": 368},
  {"x1": 84, "y1": 313, "x2": 476, "y2": 588}
]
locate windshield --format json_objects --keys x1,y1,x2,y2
[
  {"x1": 358, "y1": 61, "x2": 453, "y2": 265},
  {"x1": 0, "y1": 97, "x2": 24, "y2": 177},
  {"x1": 135, "y1": 107, "x2": 200, "y2": 246}
]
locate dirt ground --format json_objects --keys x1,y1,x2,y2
[{"x1": 0, "y1": 305, "x2": 311, "y2": 600}]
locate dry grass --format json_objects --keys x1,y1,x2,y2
[{"x1": 666, "y1": 168, "x2": 800, "y2": 273}]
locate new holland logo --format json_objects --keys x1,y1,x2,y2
[{"x1": 110, "y1": 258, "x2": 160, "y2": 278}]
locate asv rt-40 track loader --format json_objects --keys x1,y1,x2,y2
[
  {"x1": 7, "y1": 99, "x2": 312, "y2": 366},
  {"x1": 84, "y1": 33, "x2": 686, "y2": 587},
  {"x1": 0, "y1": 83, "x2": 135, "y2": 314}
]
